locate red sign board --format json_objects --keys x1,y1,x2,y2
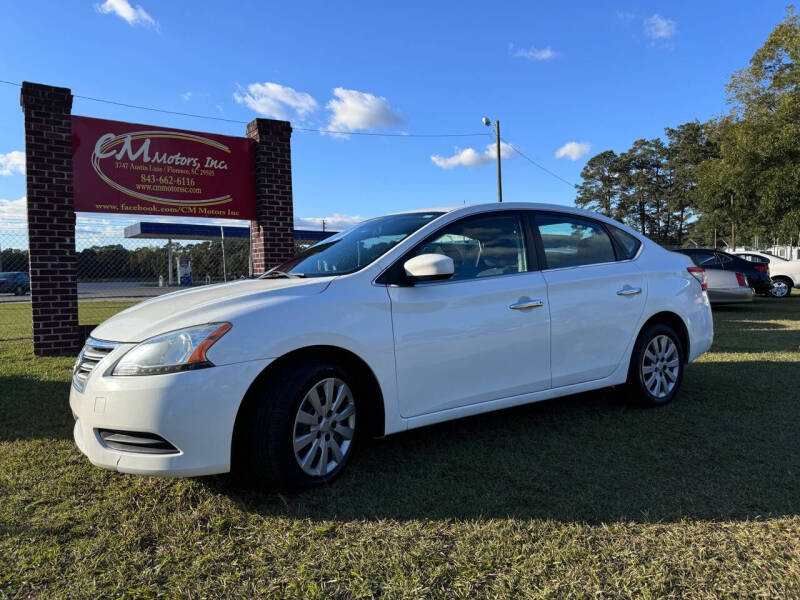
[{"x1": 72, "y1": 116, "x2": 255, "y2": 219}]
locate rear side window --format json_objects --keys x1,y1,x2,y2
[
  {"x1": 536, "y1": 214, "x2": 616, "y2": 269},
  {"x1": 716, "y1": 253, "x2": 733, "y2": 265},
  {"x1": 688, "y1": 250, "x2": 719, "y2": 267},
  {"x1": 609, "y1": 226, "x2": 642, "y2": 260}
]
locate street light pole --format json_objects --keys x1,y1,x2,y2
[
  {"x1": 494, "y1": 120, "x2": 502, "y2": 203},
  {"x1": 483, "y1": 117, "x2": 503, "y2": 203}
]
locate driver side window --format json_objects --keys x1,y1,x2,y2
[{"x1": 412, "y1": 214, "x2": 528, "y2": 282}]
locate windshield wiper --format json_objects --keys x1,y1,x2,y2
[{"x1": 261, "y1": 270, "x2": 305, "y2": 279}]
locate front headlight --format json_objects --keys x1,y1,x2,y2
[{"x1": 112, "y1": 323, "x2": 231, "y2": 376}]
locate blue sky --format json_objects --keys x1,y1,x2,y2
[{"x1": 0, "y1": 0, "x2": 790, "y2": 242}]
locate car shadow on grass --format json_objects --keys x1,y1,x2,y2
[
  {"x1": 214, "y1": 357, "x2": 800, "y2": 524},
  {"x1": 0, "y1": 377, "x2": 74, "y2": 442}
]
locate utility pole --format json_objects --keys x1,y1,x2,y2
[{"x1": 482, "y1": 117, "x2": 503, "y2": 202}]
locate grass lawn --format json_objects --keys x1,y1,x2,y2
[{"x1": 1, "y1": 294, "x2": 799, "y2": 598}]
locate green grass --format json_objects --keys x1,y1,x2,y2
[
  {"x1": 0, "y1": 301, "x2": 136, "y2": 341},
  {"x1": 1, "y1": 294, "x2": 799, "y2": 598}
]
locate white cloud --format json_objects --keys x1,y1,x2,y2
[
  {"x1": 644, "y1": 14, "x2": 677, "y2": 39},
  {"x1": 0, "y1": 196, "x2": 27, "y2": 231},
  {"x1": 95, "y1": 0, "x2": 157, "y2": 28},
  {"x1": 431, "y1": 141, "x2": 513, "y2": 169},
  {"x1": 234, "y1": 82, "x2": 318, "y2": 121},
  {"x1": 180, "y1": 91, "x2": 192, "y2": 101},
  {"x1": 326, "y1": 88, "x2": 404, "y2": 133},
  {"x1": 510, "y1": 44, "x2": 558, "y2": 61},
  {"x1": 616, "y1": 10, "x2": 636, "y2": 22},
  {"x1": 554, "y1": 141, "x2": 591, "y2": 161},
  {"x1": 0, "y1": 151, "x2": 25, "y2": 176},
  {"x1": 294, "y1": 214, "x2": 364, "y2": 231}
]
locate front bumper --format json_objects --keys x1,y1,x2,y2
[{"x1": 70, "y1": 356, "x2": 272, "y2": 477}]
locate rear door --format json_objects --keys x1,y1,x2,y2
[{"x1": 532, "y1": 212, "x2": 647, "y2": 388}]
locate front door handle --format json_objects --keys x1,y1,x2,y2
[
  {"x1": 617, "y1": 286, "x2": 642, "y2": 296},
  {"x1": 509, "y1": 299, "x2": 544, "y2": 310}
]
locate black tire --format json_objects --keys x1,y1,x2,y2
[
  {"x1": 14, "y1": 285, "x2": 24, "y2": 296},
  {"x1": 768, "y1": 277, "x2": 793, "y2": 298},
  {"x1": 626, "y1": 323, "x2": 685, "y2": 407},
  {"x1": 238, "y1": 358, "x2": 359, "y2": 491}
]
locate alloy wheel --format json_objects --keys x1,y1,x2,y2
[
  {"x1": 771, "y1": 280, "x2": 789, "y2": 297},
  {"x1": 292, "y1": 377, "x2": 356, "y2": 476},
  {"x1": 641, "y1": 335, "x2": 680, "y2": 399}
]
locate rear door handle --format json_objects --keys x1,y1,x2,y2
[
  {"x1": 509, "y1": 299, "x2": 544, "y2": 310},
  {"x1": 617, "y1": 286, "x2": 642, "y2": 296}
]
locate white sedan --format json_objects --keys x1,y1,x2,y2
[
  {"x1": 70, "y1": 203, "x2": 713, "y2": 490},
  {"x1": 734, "y1": 250, "x2": 800, "y2": 298}
]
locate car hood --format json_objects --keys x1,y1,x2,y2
[{"x1": 90, "y1": 277, "x2": 332, "y2": 343}]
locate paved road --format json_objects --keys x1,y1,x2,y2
[{"x1": 0, "y1": 282, "x2": 197, "y2": 303}]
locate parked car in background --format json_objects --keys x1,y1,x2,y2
[
  {"x1": 733, "y1": 250, "x2": 800, "y2": 298},
  {"x1": 703, "y1": 268, "x2": 753, "y2": 305},
  {"x1": 0, "y1": 271, "x2": 30, "y2": 295},
  {"x1": 675, "y1": 249, "x2": 773, "y2": 295},
  {"x1": 70, "y1": 203, "x2": 713, "y2": 490}
]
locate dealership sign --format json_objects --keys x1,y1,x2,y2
[{"x1": 72, "y1": 116, "x2": 255, "y2": 219}]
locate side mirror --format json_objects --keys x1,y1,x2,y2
[{"x1": 403, "y1": 253, "x2": 454, "y2": 283}]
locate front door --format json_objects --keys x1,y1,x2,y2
[{"x1": 387, "y1": 213, "x2": 551, "y2": 418}]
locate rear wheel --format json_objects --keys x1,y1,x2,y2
[
  {"x1": 240, "y1": 359, "x2": 358, "y2": 491},
  {"x1": 14, "y1": 284, "x2": 24, "y2": 296},
  {"x1": 769, "y1": 277, "x2": 792, "y2": 298},
  {"x1": 626, "y1": 323, "x2": 684, "y2": 407}
]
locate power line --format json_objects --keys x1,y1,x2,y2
[
  {"x1": 503, "y1": 140, "x2": 577, "y2": 188},
  {"x1": 295, "y1": 127, "x2": 487, "y2": 138},
  {"x1": 2, "y1": 78, "x2": 582, "y2": 186},
  {"x1": 74, "y1": 93, "x2": 248, "y2": 124},
  {"x1": 0, "y1": 79, "x2": 487, "y2": 138}
]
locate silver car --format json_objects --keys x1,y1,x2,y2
[{"x1": 705, "y1": 268, "x2": 754, "y2": 304}]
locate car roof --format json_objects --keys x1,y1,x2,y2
[{"x1": 382, "y1": 202, "x2": 647, "y2": 244}]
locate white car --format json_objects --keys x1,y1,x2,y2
[
  {"x1": 734, "y1": 251, "x2": 800, "y2": 298},
  {"x1": 70, "y1": 202, "x2": 713, "y2": 490}
]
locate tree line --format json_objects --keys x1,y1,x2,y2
[
  {"x1": 1, "y1": 239, "x2": 313, "y2": 281},
  {"x1": 576, "y1": 7, "x2": 800, "y2": 249}
]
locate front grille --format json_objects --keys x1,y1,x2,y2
[
  {"x1": 72, "y1": 338, "x2": 120, "y2": 392},
  {"x1": 97, "y1": 429, "x2": 179, "y2": 454}
]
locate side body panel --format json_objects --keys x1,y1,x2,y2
[{"x1": 543, "y1": 260, "x2": 647, "y2": 387}]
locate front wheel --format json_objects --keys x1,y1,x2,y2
[
  {"x1": 240, "y1": 359, "x2": 358, "y2": 491},
  {"x1": 769, "y1": 278, "x2": 793, "y2": 298},
  {"x1": 626, "y1": 323, "x2": 684, "y2": 407},
  {"x1": 14, "y1": 285, "x2": 24, "y2": 296}
]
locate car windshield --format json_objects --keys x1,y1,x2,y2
[
  {"x1": 264, "y1": 211, "x2": 444, "y2": 278},
  {"x1": 764, "y1": 253, "x2": 788, "y2": 262}
]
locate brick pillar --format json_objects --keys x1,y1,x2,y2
[
  {"x1": 247, "y1": 118, "x2": 295, "y2": 273},
  {"x1": 20, "y1": 82, "x2": 81, "y2": 356}
]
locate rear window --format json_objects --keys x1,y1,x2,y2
[{"x1": 609, "y1": 227, "x2": 641, "y2": 260}]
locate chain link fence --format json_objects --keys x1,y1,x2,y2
[
  {"x1": 0, "y1": 223, "x2": 252, "y2": 340},
  {"x1": 75, "y1": 232, "x2": 252, "y2": 326}
]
